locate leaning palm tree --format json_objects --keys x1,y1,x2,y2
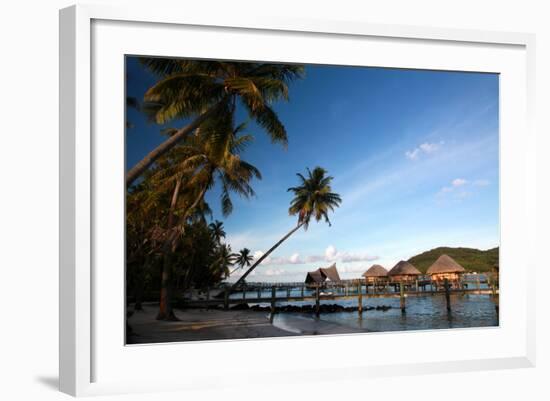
[
  {"x1": 228, "y1": 167, "x2": 342, "y2": 292},
  {"x1": 231, "y1": 248, "x2": 254, "y2": 275},
  {"x1": 126, "y1": 59, "x2": 304, "y2": 187}
]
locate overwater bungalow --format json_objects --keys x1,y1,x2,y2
[
  {"x1": 426, "y1": 254, "x2": 465, "y2": 286},
  {"x1": 387, "y1": 260, "x2": 421, "y2": 283},
  {"x1": 304, "y1": 263, "x2": 341, "y2": 285},
  {"x1": 362, "y1": 264, "x2": 388, "y2": 284}
]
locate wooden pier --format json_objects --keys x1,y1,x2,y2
[{"x1": 183, "y1": 276, "x2": 498, "y2": 316}]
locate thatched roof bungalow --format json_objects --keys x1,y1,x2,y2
[
  {"x1": 304, "y1": 263, "x2": 341, "y2": 285},
  {"x1": 387, "y1": 260, "x2": 421, "y2": 283},
  {"x1": 426, "y1": 254, "x2": 465, "y2": 283},
  {"x1": 362, "y1": 264, "x2": 388, "y2": 283}
]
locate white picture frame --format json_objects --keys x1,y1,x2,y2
[{"x1": 59, "y1": 3, "x2": 536, "y2": 397}]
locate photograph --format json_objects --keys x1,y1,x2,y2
[
  {"x1": 125, "y1": 56, "x2": 500, "y2": 344},
  {"x1": 1, "y1": 0, "x2": 545, "y2": 398}
]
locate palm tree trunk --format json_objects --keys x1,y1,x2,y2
[
  {"x1": 182, "y1": 186, "x2": 208, "y2": 222},
  {"x1": 228, "y1": 221, "x2": 304, "y2": 294},
  {"x1": 133, "y1": 264, "x2": 144, "y2": 311},
  {"x1": 157, "y1": 182, "x2": 208, "y2": 320},
  {"x1": 126, "y1": 104, "x2": 222, "y2": 188},
  {"x1": 134, "y1": 282, "x2": 144, "y2": 311},
  {"x1": 171, "y1": 185, "x2": 208, "y2": 238},
  {"x1": 157, "y1": 179, "x2": 182, "y2": 321},
  {"x1": 134, "y1": 254, "x2": 153, "y2": 311}
]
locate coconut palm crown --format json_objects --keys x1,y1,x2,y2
[
  {"x1": 209, "y1": 220, "x2": 226, "y2": 245},
  {"x1": 126, "y1": 59, "x2": 304, "y2": 186},
  {"x1": 235, "y1": 248, "x2": 254, "y2": 269},
  {"x1": 287, "y1": 167, "x2": 342, "y2": 229}
]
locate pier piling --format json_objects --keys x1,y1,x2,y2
[
  {"x1": 444, "y1": 278, "x2": 451, "y2": 312},
  {"x1": 358, "y1": 283, "x2": 363, "y2": 316},
  {"x1": 400, "y1": 281, "x2": 406, "y2": 313},
  {"x1": 315, "y1": 285, "x2": 320, "y2": 317},
  {"x1": 270, "y1": 286, "x2": 276, "y2": 320}
]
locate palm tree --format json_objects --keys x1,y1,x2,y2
[
  {"x1": 126, "y1": 59, "x2": 304, "y2": 187},
  {"x1": 171, "y1": 118, "x2": 262, "y2": 220},
  {"x1": 209, "y1": 220, "x2": 226, "y2": 245},
  {"x1": 211, "y1": 244, "x2": 237, "y2": 279},
  {"x1": 228, "y1": 167, "x2": 342, "y2": 293},
  {"x1": 149, "y1": 118, "x2": 262, "y2": 320},
  {"x1": 231, "y1": 248, "x2": 254, "y2": 275}
]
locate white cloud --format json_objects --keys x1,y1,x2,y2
[
  {"x1": 452, "y1": 178, "x2": 467, "y2": 187},
  {"x1": 339, "y1": 252, "x2": 379, "y2": 263},
  {"x1": 405, "y1": 148, "x2": 421, "y2": 160},
  {"x1": 289, "y1": 253, "x2": 301, "y2": 264},
  {"x1": 252, "y1": 251, "x2": 298, "y2": 266},
  {"x1": 325, "y1": 245, "x2": 338, "y2": 261},
  {"x1": 252, "y1": 245, "x2": 378, "y2": 267},
  {"x1": 338, "y1": 265, "x2": 369, "y2": 273},
  {"x1": 252, "y1": 250, "x2": 272, "y2": 265},
  {"x1": 419, "y1": 142, "x2": 440, "y2": 153},
  {"x1": 264, "y1": 268, "x2": 286, "y2": 276},
  {"x1": 323, "y1": 245, "x2": 379, "y2": 264},
  {"x1": 406, "y1": 141, "x2": 442, "y2": 160},
  {"x1": 437, "y1": 177, "x2": 487, "y2": 200},
  {"x1": 304, "y1": 255, "x2": 324, "y2": 263}
]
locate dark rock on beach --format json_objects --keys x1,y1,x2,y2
[{"x1": 230, "y1": 303, "x2": 250, "y2": 310}]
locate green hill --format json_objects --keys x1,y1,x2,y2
[{"x1": 407, "y1": 246, "x2": 499, "y2": 273}]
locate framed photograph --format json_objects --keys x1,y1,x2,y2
[{"x1": 59, "y1": 3, "x2": 536, "y2": 397}]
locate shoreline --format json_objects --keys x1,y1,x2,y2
[
  {"x1": 271, "y1": 313, "x2": 368, "y2": 335},
  {"x1": 127, "y1": 304, "x2": 367, "y2": 344}
]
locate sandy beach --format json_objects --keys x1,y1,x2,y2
[{"x1": 127, "y1": 304, "x2": 367, "y2": 344}]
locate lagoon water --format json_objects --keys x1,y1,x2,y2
[
  {"x1": 230, "y1": 286, "x2": 498, "y2": 333},
  {"x1": 276, "y1": 294, "x2": 498, "y2": 333}
]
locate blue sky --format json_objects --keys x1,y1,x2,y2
[{"x1": 126, "y1": 57, "x2": 499, "y2": 283}]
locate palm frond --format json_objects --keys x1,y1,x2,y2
[{"x1": 242, "y1": 100, "x2": 288, "y2": 146}]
